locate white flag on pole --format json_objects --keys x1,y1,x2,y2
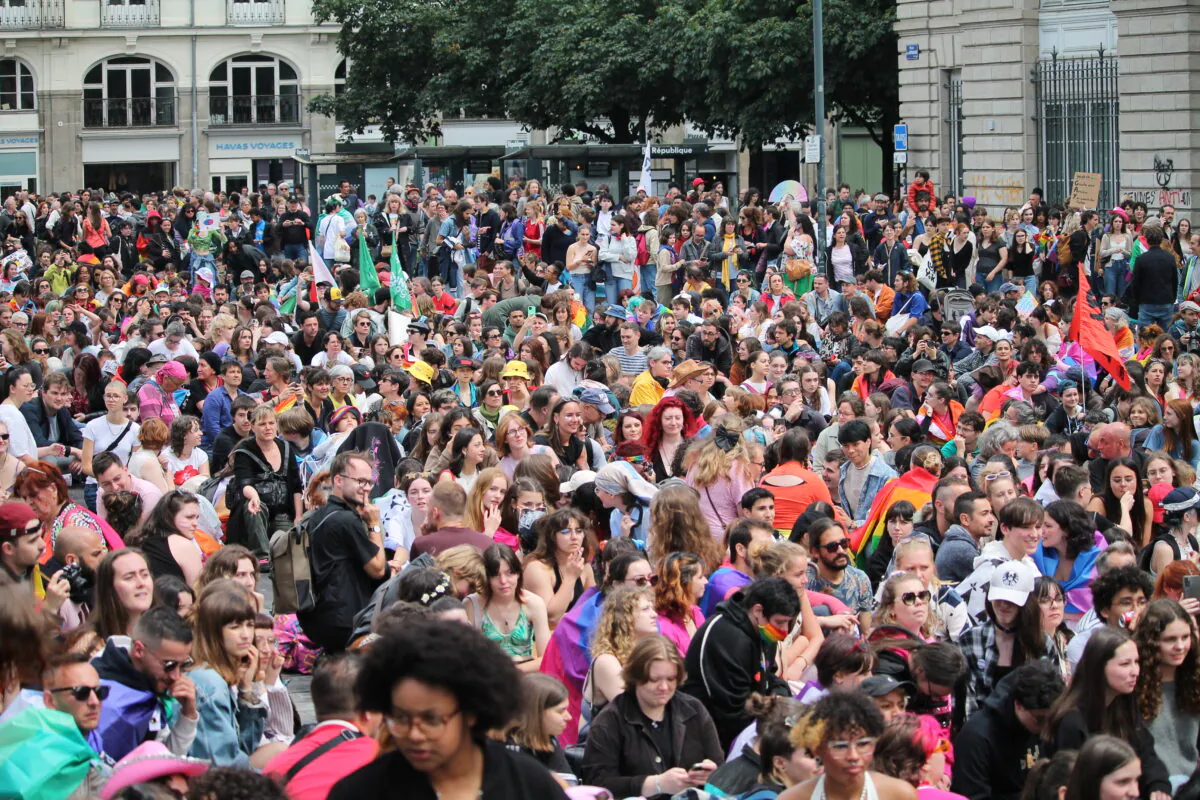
[
  {"x1": 636, "y1": 139, "x2": 652, "y2": 194},
  {"x1": 309, "y1": 241, "x2": 337, "y2": 288}
]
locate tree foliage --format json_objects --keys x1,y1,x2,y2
[{"x1": 310, "y1": 0, "x2": 897, "y2": 149}]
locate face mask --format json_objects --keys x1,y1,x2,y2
[
  {"x1": 759, "y1": 621, "x2": 789, "y2": 644},
  {"x1": 518, "y1": 509, "x2": 545, "y2": 538}
]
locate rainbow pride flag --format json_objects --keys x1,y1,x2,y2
[{"x1": 849, "y1": 467, "x2": 939, "y2": 569}]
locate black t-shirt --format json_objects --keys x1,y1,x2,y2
[
  {"x1": 292, "y1": 330, "x2": 324, "y2": 367},
  {"x1": 642, "y1": 707, "x2": 674, "y2": 765},
  {"x1": 297, "y1": 496, "x2": 383, "y2": 652}
]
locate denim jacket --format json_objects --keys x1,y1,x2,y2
[
  {"x1": 838, "y1": 457, "x2": 898, "y2": 525},
  {"x1": 188, "y1": 667, "x2": 267, "y2": 768}
]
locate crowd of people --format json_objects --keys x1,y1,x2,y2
[{"x1": 1, "y1": 172, "x2": 1200, "y2": 800}]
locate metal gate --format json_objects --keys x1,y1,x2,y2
[
  {"x1": 945, "y1": 72, "x2": 964, "y2": 198},
  {"x1": 1032, "y1": 49, "x2": 1120, "y2": 210}
]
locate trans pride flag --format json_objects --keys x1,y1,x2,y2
[{"x1": 848, "y1": 466, "x2": 940, "y2": 570}]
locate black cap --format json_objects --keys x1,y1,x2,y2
[
  {"x1": 350, "y1": 363, "x2": 377, "y2": 390},
  {"x1": 911, "y1": 358, "x2": 936, "y2": 374},
  {"x1": 859, "y1": 675, "x2": 914, "y2": 697}
]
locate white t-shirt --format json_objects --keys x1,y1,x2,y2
[
  {"x1": 0, "y1": 404, "x2": 36, "y2": 460},
  {"x1": 82, "y1": 416, "x2": 141, "y2": 485},
  {"x1": 148, "y1": 338, "x2": 199, "y2": 361},
  {"x1": 164, "y1": 447, "x2": 208, "y2": 488}
]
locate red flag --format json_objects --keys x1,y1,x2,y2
[{"x1": 1069, "y1": 262, "x2": 1131, "y2": 390}]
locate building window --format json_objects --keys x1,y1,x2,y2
[
  {"x1": 0, "y1": 59, "x2": 34, "y2": 110},
  {"x1": 1033, "y1": 51, "x2": 1119, "y2": 210},
  {"x1": 334, "y1": 59, "x2": 346, "y2": 98},
  {"x1": 82, "y1": 56, "x2": 176, "y2": 128},
  {"x1": 208, "y1": 54, "x2": 299, "y2": 126},
  {"x1": 944, "y1": 70, "x2": 964, "y2": 198}
]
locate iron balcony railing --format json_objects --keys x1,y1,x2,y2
[
  {"x1": 83, "y1": 95, "x2": 177, "y2": 128},
  {"x1": 209, "y1": 94, "x2": 300, "y2": 126},
  {"x1": 226, "y1": 0, "x2": 284, "y2": 25},
  {"x1": 101, "y1": 0, "x2": 160, "y2": 26},
  {"x1": 0, "y1": 0, "x2": 64, "y2": 28}
]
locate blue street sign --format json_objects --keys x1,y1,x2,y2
[
  {"x1": 893, "y1": 123, "x2": 908, "y2": 152},
  {"x1": 905, "y1": 44, "x2": 920, "y2": 61}
]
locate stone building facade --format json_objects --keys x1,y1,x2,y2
[{"x1": 894, "y1": 0, "x2": 1195, "y2": 219}]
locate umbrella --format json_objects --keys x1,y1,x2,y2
[{"x1": 769, "y1": 180, "x2": 808, "y2": 203}]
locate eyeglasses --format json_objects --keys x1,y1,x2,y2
[
  {"x1": 49, "y1": 685, "x2": 110, "y2": 702},
  {"x1": 899, "y1": 590, "x2": 932, "y2": 606},
  {"x1": 827, "y1": 737, "x2": 878, "y2": 755},
  {"x1": 820, "y1": 538, "x2": 853, "y2": 554},
  {"x1": 385, "y1": 707, "x2": 461, "y2": 737},
  {"x1": 1038, "y1": 595, "x2": 1065, "y2": 608},
  {"x1": 342, "y1": 476, "x2": 373, "y2": 488}
]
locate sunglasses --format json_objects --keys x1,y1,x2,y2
[
  {"x1": 486, "y1": 389, "x2": 503, "y2": 397},
  {"x1": 629, "y1": 574, "x2": 658, "y2": 587},
  {"x1": 820, "y1": 538, "x2": 853, "y2": 554},
  {"x1": 983, "y1": 471, "x2": 1012, "y2": 482},
  {"x1": 50, "y1": 685, "x2": 110, "y2": 702},
  {"x1": 899, "y1": 590, "x2": 932, "y2": 606},
  {"x1": 158, "y1": 656, "x2": 194, "y2": 674}
]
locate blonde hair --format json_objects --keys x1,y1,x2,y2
[
  {"x1": 464, "y1": 468, "x2": 508, "y2": 532},
  {"x1": 876, "y1": 571, "x2": 936, "y2": 639},
  {"x1": 748, "y1": 540, "x2": 807, "y2": 578},
  {"x1": 688, "y1": 414, "x2": 754, "y2": 488},
  {"x1": 434, "y1": 545, "x2": 486, "y2": 596},
  {"x1": 591, "y1": 586, "x2": 654, "y2": 663}
]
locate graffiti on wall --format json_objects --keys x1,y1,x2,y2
[
  {"x1": 1122, "y1": 155, "x2": 1190, "y2": 208},
  {"x1": 1123, "y1": 188, "x2": 1191, "y2": 208},
  {"x1": 970, "y1": 173, "x2": 1024, "y2": 206}
]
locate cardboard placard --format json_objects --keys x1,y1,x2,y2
[{"x1": 1067, "y1": 172, "x2": 1102, "y2": 210}]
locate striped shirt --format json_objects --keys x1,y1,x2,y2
[{"x1": 608, "y1": 346, "x2": 648, "y2": 375}]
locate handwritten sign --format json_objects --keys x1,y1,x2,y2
[{"x1": 1067, "y1": 172, "x2": 1102, "y2": 210}]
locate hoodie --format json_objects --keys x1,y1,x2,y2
[
  {"x1": 91, "y1": 636, "x2": 197, "y2": 762},
  {"x1": 950, "y1": 670, "x2": 1045, "y2": 800},
  {"x1": 934, "y1": 524, "x2": 979, "y2": 584},
  {"x1": 681, "y1": 595, "x2": 791, "y2": 749}
]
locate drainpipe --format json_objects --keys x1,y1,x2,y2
[{"x1": 190, "y1": 0, "x2": 199, "y2": 187}]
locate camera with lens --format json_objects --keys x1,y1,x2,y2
[{"x1": 59, "y1": 562, "x2": 91, "y2": 597}]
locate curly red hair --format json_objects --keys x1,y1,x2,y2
[{"x1": 640, "y1": 396, "x2": 697, "y2": 455}]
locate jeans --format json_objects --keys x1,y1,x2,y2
[
  {"x1": 570, "y1": 274, "x2": 594, "y2": 312},
  {"x1": 638, "y1": 263, "x2": 657, "y2": 299},
  {"x1": 830, "y1": 359, "x2": 853, "y2": 383},
  {"x1": 1021, "y1": 275, "x2": 1037, "y2": 294},
  {"x1": 1104, "y1": 260, "x2": 1130, "y2": 299},
  {"x1": 1139, "y1": 303, "x2": 1174, "y2": 329},
  {"x1": 190, "y1": 251, "x2": 215, "y2": 283},
  {"x1": 978, "y1": 269, "x2": 1003, "y2": 295},
  {"x1": 606, "y1": 276, "x2": 632, "y2": 305},
  {"x1": 84, "y1": 483, "x2": 97, "y2": 513},
  {"x1": 283, "y1": 243, "x2": 307, "y2": 262}
]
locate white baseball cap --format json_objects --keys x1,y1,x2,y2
[{"x1": 987, "y1": 560, "x2": 1037, "y2": 606}]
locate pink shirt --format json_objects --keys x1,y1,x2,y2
[
  {"x1": 97, "y1": 475, "x2": 162, "y2": 523},
  {"x1": 686, "y1": 464, "x2": 756, "y2": 540},
  {"x1": 656, "y1": 606, "x2": 705, "y2": 657}
]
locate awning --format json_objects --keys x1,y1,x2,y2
[
  {"x1": 291, "y1": 151, "x2": 401, "y2": 166},
  {"x1": 391, "y1": 145, "x2": 507, "y2": 160}
]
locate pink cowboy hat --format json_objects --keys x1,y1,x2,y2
[{"x1": 100, "y1": 741, "x2": 208, "y2": 799}]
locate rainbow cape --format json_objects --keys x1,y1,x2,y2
[
  {"x1": 849, "y1": 467, "x2": 939, "y2": 569},
  {"x1": 539, "y1": 586, "x2": 604, "y2": 746}
]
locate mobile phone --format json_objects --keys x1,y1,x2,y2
[
  {"x1": 1184, "y1": 575, "x2": 1200, "y2": 601},
  {"x1": 690, "y1": 762, "x2": 711, "y2": 772}
]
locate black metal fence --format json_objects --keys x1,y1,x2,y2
[
  {"x1": 945, "y1": 72, "x2": 964, "y2": 197},
  {"x1": 1032, "y1": 49, "x2": 1120, "y2": 210},
  {"x1": 209, "y1": 94, "x2": 300, "y2": 126},
  {"x1": 83, "y1": 96, "x2": 176, "y2": 128}
]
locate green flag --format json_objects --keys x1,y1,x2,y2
[
  {"x1": 389, "y1": 233, "x2": 411, "y2": 313},
  {"x1": 358, "y1": 235, "x2": 381, "y2": 296}
]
